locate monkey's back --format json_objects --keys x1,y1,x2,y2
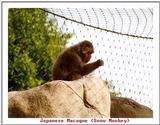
[{"x1": 52, "y1": 47, "x2": 81, "y2": 80}]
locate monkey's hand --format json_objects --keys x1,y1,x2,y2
[{"x1": 96, "y1": 59, "x2": 104, "y2": 66}]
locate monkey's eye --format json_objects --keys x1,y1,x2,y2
[{"x1": 88, "y1": 51, "x2": 93, "y2": 54}]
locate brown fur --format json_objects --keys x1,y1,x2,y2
[{"x1": 52, "y1": 40, "x2": 104, "y2": 81}]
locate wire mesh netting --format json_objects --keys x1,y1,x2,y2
[{"x1": 42, "y1": 8, "x2": 153, "y2": 109}]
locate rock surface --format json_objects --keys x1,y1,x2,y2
[
  {"x1": 111, "y1": 96, "x2": 153, "y2": 118},
  {"x1": 8, "y1": 76, "x2": 111, "y2": 118}
]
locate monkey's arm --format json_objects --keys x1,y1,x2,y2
[{"x1": 82, "y1": 59, "x2": 104, "y2": 75}]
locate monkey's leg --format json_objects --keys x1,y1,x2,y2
[{"x1": 66, "y1": 72, "x2": 82, "y2": 81}]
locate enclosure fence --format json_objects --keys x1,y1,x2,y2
[{"x1": 41, "y1": 8, "x2": 153, "y2": 109}]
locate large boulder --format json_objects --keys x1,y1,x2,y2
[
  {"x1": 8, "y1": 76, "x2": 111, "y2": 118},
  {"x1": 111, "y1": 96, "x2": 153, "y2": 118}
]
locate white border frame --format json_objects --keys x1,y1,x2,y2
[{"x1": 1, "y1": 1, "x2": 159, "y2": 124}]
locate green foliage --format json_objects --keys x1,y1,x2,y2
[
  {"x1": 105, "y1": 80, "x2": 121, "y2": 97},
  {"x1": 8, "y1": 8, "x2": 72, "y2": 91}
]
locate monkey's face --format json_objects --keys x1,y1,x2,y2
[
  {"x1": 83, "y1": 51, "x2": 92, "y2": 63},
  {"x1": 81, "y1": 41, "x2": 94, "y2": 63}
]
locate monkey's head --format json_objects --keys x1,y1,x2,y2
[{"x1": 79, "y1": 40, "x2": 94, "y2": 63}]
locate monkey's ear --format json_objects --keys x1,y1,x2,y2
[
  {"x1": 79, "y1": 43, "x2": 86, "y2": 54},
  {"x1": 81, "y1": 45, "x2": 89, "y2": 54},
  {"x1": 82, "y1": 49, "x2": 87, "y2": 54}
]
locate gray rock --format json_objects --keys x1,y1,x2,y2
[{"x1": 8, "y1": 76, "x2": 111, "y2": 118}]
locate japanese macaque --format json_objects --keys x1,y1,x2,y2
[{"x1": 52, "y1": 40, "x2": 104, "y2": 81}]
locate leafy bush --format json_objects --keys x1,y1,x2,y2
[
  {"x1": 8, "y1": 8, "x2": 71, "y2": 91},
  {"x1": 105, "y1": 80, "x2": 121, "y2": 97}
]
